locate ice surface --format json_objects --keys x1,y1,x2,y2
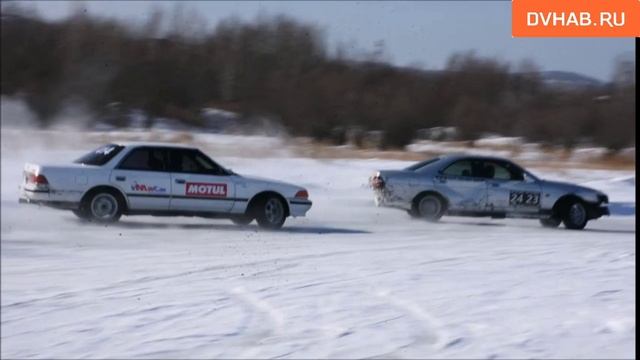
[{"x1": 1, "y1": 135, "x2": 635, "y2": 359}]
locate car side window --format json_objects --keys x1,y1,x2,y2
[
  {"x1": 443, "y1": 160, "x2": 477, "y2": 177},
  {"x1": 181, "y1": 152, "x2": 202, "y2": 173},
  {"x1": 505, "y1": 162, "x2": 525, "y2": 181},
  {"x1": 482, "y1": 161, "x2": 524, "y2": 181},
  {"x1": 118, "y1": 148, "x2": 167, "y2": 171},
  {"x1": 505, "y1": 163, "x2": 524, "y2": 181},
  {"x1": 169, "y1": 149, "x2": 226, "y2": 175},
  {"x1": 482, "y1": 162, "x2": 510, "y2": 180},
  {"x1": 193, "y1": 151, "x2": 226, "y2": 174}
]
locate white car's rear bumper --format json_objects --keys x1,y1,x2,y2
[
  {"x1": 19, "y1": 188, "x2": 80, "y2": 209},
  {"x1": 288, "y1": 199, "x2": 312, "y2": 217}
]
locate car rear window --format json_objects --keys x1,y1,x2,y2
[
  {"x1": 74, "y1": 144, "x2": 124, "y2": 166},
  {"x1": 405, "y1": 158, "x2": 440, "y2": 171}
]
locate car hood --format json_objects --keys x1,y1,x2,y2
[
  {"x1": 539, "y1": 179, "x2": 601, "y2": 194},
  {"x1": 237, "y1": 174, "x2": 302, "y2": 190}
]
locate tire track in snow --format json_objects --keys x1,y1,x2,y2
[
  {"x1": 2, "y1": 244, "x2": 425, "y2": 310},
  {"x1": 299, "y1": 293, "x2": 348, "y2": 359},
  {"x1": 230, "y1": 286, "x2": 285, "y2": 358},
  {"x1": 374, "y1": 289, "x2": 454, "y2": 358}
]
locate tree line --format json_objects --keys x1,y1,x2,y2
[{"x1": 1, "y1": 4, "x2": 635, "y2": 150}]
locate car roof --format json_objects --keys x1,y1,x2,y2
[
  {"x1": 438, "y1": 154, "x2": 512, "y2": 162},
  {"x1": 115, "y1": 142, "x2": 198, "y2": 150}
]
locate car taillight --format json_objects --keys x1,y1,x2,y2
[
  {"x1": 295, "y1": 190, "x2": 309, "y2": 199},
  {"x1": 25, "y1": 172, "x2": 49, "y2": 190},
  {"x1": 34, "y1": 175, "x2": 49, "y2": 185},
  {"x1": 26, "y1": 173, "x2": 48, "y2": 184}
]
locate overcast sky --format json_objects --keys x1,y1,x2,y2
[{"x1": 18, "y1": 0, "x2": 635, "y2": 81}]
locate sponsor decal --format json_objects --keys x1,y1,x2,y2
[
  {"x1": 509, "y1": 191, "x2": 540, "y2": 207},
  {"x1": 185, "y1": 182, "x2": 227, "y2": 198},
  {"x1": 131, "y1": 181, "x2": 167, "y2": 193}
]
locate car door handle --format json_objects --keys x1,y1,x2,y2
[
  {"x1": 115, "y1": 176, "x2": 126, "y2": 182},
  {"x1": 490, "y1": 183, "x2": 499, "y2": 187},
  {"x1": 175, "y1": 179, "x2": 186, "y2": 184}
]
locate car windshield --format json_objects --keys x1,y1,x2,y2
[
  {"x1": 405, "y1": 157, "x2": 440, "y2": 171},
  {"x1": 74, "y1": 144, "x2": 124, "y2": 166}
]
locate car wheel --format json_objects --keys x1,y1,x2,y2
[
  {"x1": 230, "y1": 215, "x2": 254, "y2": 226},
  {"x1": 415, "y1": 193, "x2": 445, "y2": 222},
  {"x1": 255, "y1": 196, "x2": 287, "y2": 229},
  {"x1": 539, "y1": 217, "x2": 561, "y2": 228},
  {"x1": 562, "y1": 200, "x2": 588, "y2": 230},
  {"x1": 72, "y1": 209, "x2": 91, "y2": 221},
  {"x1": 407, "y1": 209, "x2": 420, "y2": 218},
  {"x1": 85, "y1": 190, "x2": 123, "y2": 223}
]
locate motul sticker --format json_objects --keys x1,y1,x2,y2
[{"x1": 185, "y1": 182, "x2": 227, "y2": 197}]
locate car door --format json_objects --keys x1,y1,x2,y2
[
  {"x1": 168, "y1": 148, "x2": 236, "y2": 213},
  {"x1": 110, "y1": 147, "x2": 171, "y2": 210},
  {"x1": 434, "y1": 159, "x2": 488, "y2": 211},
  {"x1": 483, "y1": 160, "x2": 542, "y2": 214}
]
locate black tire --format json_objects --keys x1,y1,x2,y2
[
  {"x1": 230, "y1": 215, "x2": 254, "y2": 226},
  {"x1": 562, "y1": 200, "x2": 588, "y2": 230},
  {"x1": 254, "y1": 195, "x2": 287, "y2": 229},
  {"x1": 83, "y1": 189, "x2": 124, "y2": 223},
  {"x1": 72, "y1": 209, "x2": 91, "y2": 221},
  {"x1": 540, "y1": 217, "x2": 561, "y2": 228},
  {"x1": 407, "y1": 209, "x2": 420, "y2": 218},
  {"x1": 413, "y1": 193, "x2": 445, "y2": 222}
]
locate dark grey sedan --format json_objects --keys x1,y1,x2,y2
[{"x1": 369, "y1": 155, "x2": 609, "y2": 230}]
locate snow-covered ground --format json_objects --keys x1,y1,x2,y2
[{"x1": 1, "y1": 135, "x2": 635, "y2": 359}]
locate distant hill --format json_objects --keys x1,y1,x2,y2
[
  {"x1": 398, "y1": 65, "x2": 607, "y2": 90},
  {"x1": 538, "y1": 71, "x2": 605, "y2": 89}
]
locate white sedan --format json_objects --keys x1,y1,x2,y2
[{"x1": 19, "y1": 143, "x2": 312, "y2": 229}]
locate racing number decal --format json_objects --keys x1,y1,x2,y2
[
  {"x1": 185, "y1": 182, "x2": 227, "y2": 198},
  {"x1": 509, "y1": 191, "x2": 540, "y2": 207}
]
